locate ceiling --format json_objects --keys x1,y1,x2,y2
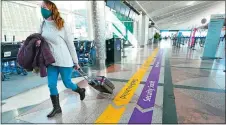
[
  {"x1": 20, "y1": 1, "x2": 226, "y2": 30},
  {"x1": 130, "y1": 1, "x2": 225, "y2": 30}
]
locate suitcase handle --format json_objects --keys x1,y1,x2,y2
[
  {"x1": 76, "y1": 68, "x2": 99, "y2": 85},
  {"x1": 76, "y1": 68, "x2": 90, "y2": 81},
  {"x1": 76, "y1": 68, "x2": 112, "y2": 86}
]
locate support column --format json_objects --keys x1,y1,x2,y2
[
  {"x1": 144, "y1": 15, "x2": 149, "y2": 45},
  {"x1": 139, "y1": 13, "x2": 149, "y2": 47},
  {"x1": 148, "y1": 27, "x2": 153, "y2": 44},
  {"x1": 133, "y1": 21, "x2": 138, "y2": 42},
  {"x1": 202, "y1": 14, "x2": 225, "y2": 59},
  {"x1": 137, "y1": 11, "x2": 143, "y2": 47},
  {"x1": 141, "y1": 13, "x2": 146, "y2": 47},
  {"x1": 90, "y1": 1, "x2": 106, "y2": 70}
]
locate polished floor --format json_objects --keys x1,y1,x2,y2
[{"x1": 1, "y1": 40, "x2": 225, "y2": 124}]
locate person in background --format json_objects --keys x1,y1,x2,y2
[
  {"x1": 172, "y1": 33, "x2": 177, "y2": 46},
  {"x1": 176, "y1": 31, "x2": 182, "y2": 47},
  {"x1": 79, "y1": 42, "x2": 84, "y2": 53},
  {"x1": 37, "y1": 0, "x2": 86, "y2": 118}
]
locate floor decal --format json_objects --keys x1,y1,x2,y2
[
  {"x1": 95, "y1": 48, "x2": 159, "y2": 123},
  {"x1": 129, "y1": 49, "x2": 163, "y2": 124}
]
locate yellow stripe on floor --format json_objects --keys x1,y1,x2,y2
[{"x1": 95, "y1": 48, "x2": 159, "y2": 124}]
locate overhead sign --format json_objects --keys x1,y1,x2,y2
[
  {"x1": 106, "y1": 0, "x2": 137, "y2": 20},
  {"x1": 128, "y1": 10, "x2": 134, "y2": 19},
  {"x1": 120, "y1": 2, "x2": 126, "y2": 15},
  {"x1": 124, "y1": 5, "x2": 130, "y2": 17}
]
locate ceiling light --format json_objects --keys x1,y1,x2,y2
[
  {"x1": 186, "y1": 1, "x2": 195, "y2": 6},
  {"x1": 174, "y1": 22, "x2": 178, "y2": 25}
]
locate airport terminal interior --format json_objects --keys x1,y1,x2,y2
[{"x1": 1, "y1": 0, "x2": 225, "y2": 124}]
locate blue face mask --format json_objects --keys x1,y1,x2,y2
[{"x1": 41, "y1": 7, "x2": 52, "y2": 19}]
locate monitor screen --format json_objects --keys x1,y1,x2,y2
[
  {"x1": 128, "y1": 10, "x2": 134, "y2": 19},
  {"x1": 106, "y1": 0, "x2": 115, "y2": 9},
  {"x1": 120, "y1": 3, "x2": 126, "y2": 15},
  {"x1": 124, "y1": 5, "x2": 130, "y2": 17},
  {"x1": 131, "y1": 12, "x2": 137, "y2": 19},
  {"x1": 114, "y1": 1, "x2": 121, "y2": 12}
]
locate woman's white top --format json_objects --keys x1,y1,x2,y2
[{"x1": 40, "y1": 19, "x2": 78, "y2": 67}]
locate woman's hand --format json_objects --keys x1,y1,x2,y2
[
  {"x1": 74, "y1": 63, "x2": 81, "y2": 70},
  {"x1": 36, "y1": 40, "x2": 41, "y2": 47}
]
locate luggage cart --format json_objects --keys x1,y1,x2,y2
[
  {"x1": 84, "y1": 41, "x2": 95, "y2": 64},
  {"x1": 74, "y1": 40, "x2": 95, "y2": 67},
  {"x1": 76, "y1": 40, "x2": 88, "y2": 66},
  {"x1": 1, "y1": 42, "x2": 27, "y2": 81}
]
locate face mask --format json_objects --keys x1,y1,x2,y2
[{"x1": 41, "y1": 7, "x2": 52, "y2": 19}]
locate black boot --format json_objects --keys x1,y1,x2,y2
[
  {"x1": 74, "y1": 87, "x2": 86, "y2": 100},
  {"x1": 47, "y1": 95, "x2": 62, "y2": 118}
]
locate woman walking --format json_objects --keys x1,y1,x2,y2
[{"x1": 37, "y1": 0, "x2": 86, "y2": 118}]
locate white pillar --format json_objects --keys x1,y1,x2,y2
[
  {"x1": 141, "y1": 13, "x2": 146, "y2": 47},
  {"x1": 144, "y1": 15, "x2": 149, "y2": 45},
  {"x1": 133, "y1": 21, "x2": 138, "y2": 41},
  {"x1": 148, "y1": 27, "x2": 152, "y2": 44},
  {"x1": 137, "y1": 12, "x2": 143, "y2": 47},
  {"x1": 139, "y1": 13, "x2": 149, "y2": 47},
  {"x1": 90, "y1": 1, "x2": 106, "y2": 69}
]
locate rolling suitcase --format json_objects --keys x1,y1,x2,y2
[{"x1": 77, "y1": 69, "x2": 115, "y2": 94}]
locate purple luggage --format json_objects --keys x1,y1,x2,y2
[{"x1": 78, "y1": 69, "x2": 115, "y2": 94}]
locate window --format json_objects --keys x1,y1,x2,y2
[
  {"x1": 55, "y1": 1, "x2": 88, "y2": 39},
  {"x1": 71, "y1": 1, "x2": 87, "y2": 17},
  {"x1": 2, "y1": 1, "x2": 89, "y2": 41},
  {"x1": 2, "y1": 1, "x2": 39, "y2": 42},
  {"x1": 73, "y1": 14, "x2": 88, "y2": 39},
  {"x1": 54, "y1": 1, "x2": 72, "y2": 11},
  {"x1": 71, "y1": 1, "x2": 88, "y2": 39}
]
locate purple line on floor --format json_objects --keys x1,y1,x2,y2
[
  {"x1": 128, "y1": 49, "x2": 163, "y2": 124},
  {"x1": 128, "y1": 107, "x2": 153, "y2": 124}
]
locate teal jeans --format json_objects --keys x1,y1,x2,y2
[{"x1": 47, "y1": 65, "x2": 78, "y2": 95}]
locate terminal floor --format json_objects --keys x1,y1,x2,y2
[
  {"x1": 1, "y1": 40, "x2": 225, "y2": 124},
  {"x1": 2, "y1": 67, "x2": 89, "y2": 100}
]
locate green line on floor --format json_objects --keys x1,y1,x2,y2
[
  {"x1": 162, "y1": 49, "x2": 178, "y2": 124},
  {"x1": 170, "y1": 65, "x2": 224, "y2": 71},
  {"x1": 174, "y1": 85, "x2": 226, "y2": 93},
  {"x1": 109, "y1": 78, "x2": 225, "y2": 93},
  {"x1": 114, "y1": 63, "x2": 223, "y2": 71}
]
